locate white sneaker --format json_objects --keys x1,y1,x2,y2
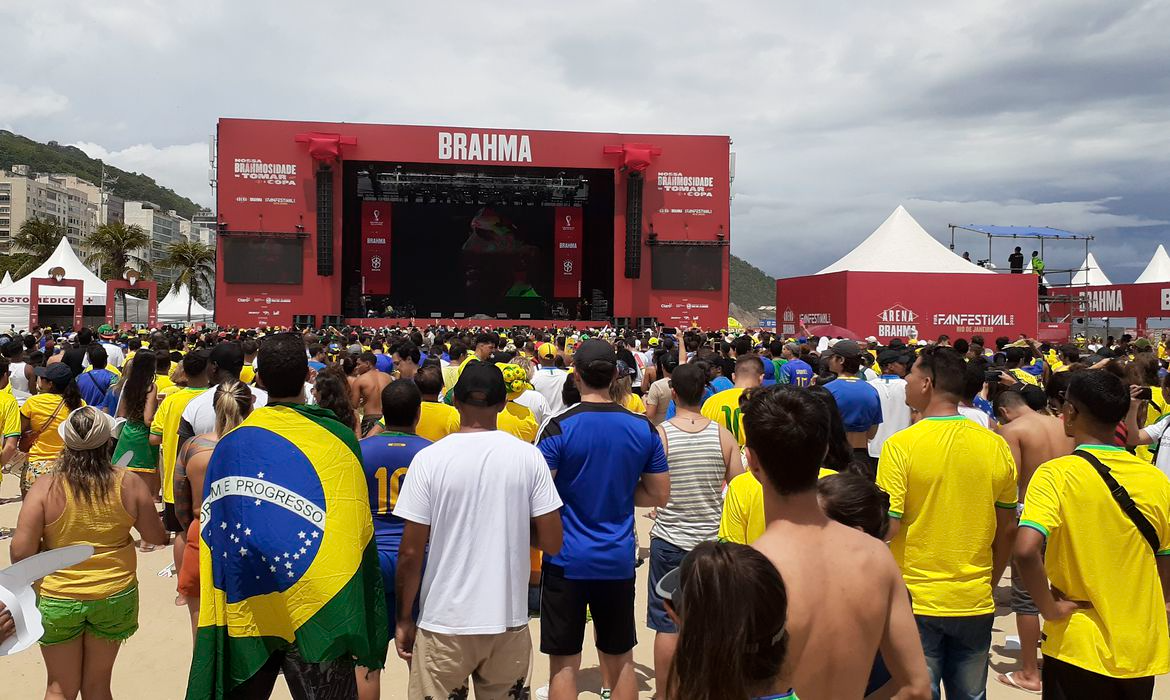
[{"x1": 535, "y1": 685, "x2": 549, "y2": 700}]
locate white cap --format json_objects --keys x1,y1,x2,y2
[{"x1": 865, "y1": 336, "x2": 878, "y2": 343}]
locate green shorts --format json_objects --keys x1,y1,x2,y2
[{"x1": 38, "y1": 584, "x2": 139, "y2": 646}]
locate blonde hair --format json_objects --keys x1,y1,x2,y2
[
  {"x1": 214, "y1": 380, "x2": 253, "y2": 437},
  {"x1": 55, "y1": 408, "x2": 116, "y2": 505}
]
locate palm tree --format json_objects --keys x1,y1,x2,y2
[
  {"x1": 160, "y1": 240, "x2": 215, "y2": 322},
  {"x1": 10, "y1": 217, "x2": 65, "y2": 275},
  {"x1": 85, "y1": 221, "x2": 153, "y2": 321}
]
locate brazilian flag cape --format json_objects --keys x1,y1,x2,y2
[{"x1": 187, "y1": 403, "x2": 389, "y2": 699}]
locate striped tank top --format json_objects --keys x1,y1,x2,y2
[{"x1": 650, "y1": 420, "x2": 726, "y2": 550}]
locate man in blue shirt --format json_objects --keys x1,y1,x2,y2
[
  {"x1": 77, "y1": 344, "x2": 117, "y2": 408},
  {"x1": 823, "y1": 339, "x2": 883, "y2": 462},
  {"x1": 537, "y1": 339, "x2": 670, "y2": 700},
  {"x1": 359, "y1": 380, "x2": 431, "y2": 627},
  {"x1": 779, "y1": 342, "x2": 814, "y2": 387}
]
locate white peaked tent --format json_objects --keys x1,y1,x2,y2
[
  {"x1": 817, "y1": 205, "x2": 993, "y2": 275},
  {"x1": 1135, "y1": 245, "x2": 1170, "y2": 284},
  {"x1": 0, "y1": 272, "x2": 12, "y2": 287},
  {"x1": 157, "y1": 283, "x2": 213, "y2": 323},
  {"x1": 1071, "y1": 252, "x2": 1113, "y2": 287},
  {"x1": 0, "y1": 237, "x2": 147, "y2": 329}
]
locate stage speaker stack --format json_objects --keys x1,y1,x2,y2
[
  {"x1": 637, "y1": 316, "x2": 658, "y2": 328},
  {"x1": 292, "y1": 315, "x2": 316, "y2": 328},
  {"x1": 316, "y1": 166, "x2": 334, "y2": 276},
  {"x1": 321, "y1": 315, "x2": 345, "y2": 328},
  {"x1": 614, "y1": 317, "x2": 632, "y2": 329},
  {"x1": 624, "y1": 172, "x2": 643, "y2": 278}
]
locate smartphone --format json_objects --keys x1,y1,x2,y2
[
  {"x1": 984, "y1": 370, "x2": 1003, "y2": 383},
  {"x1": 1136, "y1": 387, "x2": 1153, "y2": 401}
]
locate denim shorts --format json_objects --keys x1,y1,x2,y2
[
  {"x1": 646, "y1": 537, "x2": 687, "y2": 633},
  {"x1": 39, "y1": 584, "x2": 139, "y2": 645}
]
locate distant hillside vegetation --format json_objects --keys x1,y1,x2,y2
[
  {"x1": 729, "y1": 254, "x2": 776, "y2": 314},
  {"x1": 0, "y1": 130, "x2": 201, "y2": 218}
]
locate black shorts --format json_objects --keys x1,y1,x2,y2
[
  {"x1": 539, "y1": 563, "x2": 636, "y2": 657},
  {"x1": 162, "y1": 502, "x2": 183, "y2": 533},
  {"x1": 1042, "y1": 656, "x2": 1154, "y2": 699}
]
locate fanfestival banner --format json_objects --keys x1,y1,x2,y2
[
  {"x1": 361, "y1": 201, "x2": 391, "y2": 295},
  {"x1": 553, "y1": 206, "x2": 583, "y2": 298}
]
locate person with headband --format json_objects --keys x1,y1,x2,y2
[
  {"x1": 11, "y1": 406, "x2": 167, "y2": 700},
  {"x1": 656, "y1": 541, "x2": 794, "y2": 700}
]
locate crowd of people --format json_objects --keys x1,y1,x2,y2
[{"x1": 2, "y1": 320, "x2": 1170, "y2": 699}]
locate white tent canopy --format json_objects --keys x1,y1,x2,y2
[
  {"x1": 1071, "y1": 252, "x2": 1113, "y2": 287},
  {"x1": 1135, "y1": 245, "x2": 1170, "y2": 284},
  {"x1": 817, "y1": 205, "x2": 993, "y2": 275},
  {"x1": 158, "y1": 283, "x2": 213, "y2": 323},
  {"x1": 0, "y1": 237, "x2": 148, "y2": 329},
  {"x1": 0, "y1": 272, "x2": 12, "y2": 287}
]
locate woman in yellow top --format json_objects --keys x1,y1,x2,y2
[
  {"x1": 11, "y1": 406, "x2": 167, "y2": 700},
  {"x1": 19, "y1": 363, "x2": 85, "y2": 495},
  {"x1": 611, "y1": 360, "x2": 646, "y2": 413}
]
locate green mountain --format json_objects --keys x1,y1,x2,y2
[
  {"x1": 729, "y1": 254, "x2": 776, "y2": 315},
  {"x1": 0, "y1": 130, "x2": 201, "y2": 218}
]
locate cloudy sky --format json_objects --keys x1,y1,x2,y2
[{"x1": 2, "y1": 0, "x2": 1167, "y2": 282}]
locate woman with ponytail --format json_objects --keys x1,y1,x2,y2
[
  {"x1": 11, "y1": 406, "x2": 167, "y2": 700},
  {"x1": 661, "y1": 541, "x2": 794, "y2": 700},
  {"x1": 174, "y1": 379, "x2": 253, "y2": 632}
]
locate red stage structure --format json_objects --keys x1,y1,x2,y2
[
  {"x1": 105, "y1": 278, "x2": 158, "y2": 327},
  {"x1": 30, "y1": 275, "x2": 84, "y2": 331},
  {"x1": 1048, "y1": 282, "x2": 1170, "y2": 335},
  {"x1": 214, "y1": 119, "x2": 732, "y2": 328},
  {"x1": 776, "y1": 207, "x2": 1039, "y2": 341}
]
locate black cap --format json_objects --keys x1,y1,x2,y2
[
  {"x1": 209, "y1": 342, "x2": 244, "y2": 375},
  {"x1": 877, "y1": 348, "x2": 911, "y2": 367},
  {"x1": 35, "y1": 362, "x2": 73, "y2": 388},
  {"x1": 573, "y1": 338, "x2": 617, "y2": 366},
  {"x1": 826, "y1": 339, "x2": 863, "y2": 359},
  {"x1": 454, "y1": 361, "x2": 507, "y2": 407}
]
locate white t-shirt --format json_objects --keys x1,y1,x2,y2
[
  {"x1": 181, "y1": 382, "x2": 270, "y2": 436},
  {"x1": 393, "y1": 431, "x2": 562, "y2": 635},
  {"x1": 101, "y1": 342, "x2": 125, "y2": 370},
  {"x1": 958, "y1": 404, "x2": 992, "y2": 429},
  {"x1": 1145, "y1": 415, "x2": 1170, "y2": 477},
  {"x1": 867, "y1": 376, "x2": 912, "y2": 458},
  {"x1": 531, "y1": 367, "x2": 569, "y2": 414},
  {"x1": 514, "y1": 389, "x2": 550, "y2": 427}
]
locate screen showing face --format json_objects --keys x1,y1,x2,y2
[
  {"x1": 651, "y1": 246, "x2": 723, "y2": 291},
  {"x1": 222, "y1": 237, "x2": 304, "y2": 285}
]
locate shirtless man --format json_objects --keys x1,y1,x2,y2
[
  {"x1": 351, "y1": 352, "x2": 390, "y2": 436},
  {"x1": 742, "y1": 386, "x2": 931, "y2": 700},
  {"x1": 994, "y1": 387, "x2": 1075, "y2": 694}
]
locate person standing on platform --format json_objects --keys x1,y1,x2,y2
[{"x1": 1009, "y1": 246, "x2": 1025, "y2": 273}]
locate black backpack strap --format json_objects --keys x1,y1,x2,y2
[{"x1": 1074, "y1": 449, "x2": 1160, "y2": 554}]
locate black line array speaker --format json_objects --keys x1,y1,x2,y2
[
  {"x1": 624, "y1": 171, "x2": 643, "y2": 278},
  {"x1": 316, "y1": 165, "x2": 334, "y2": 276}
]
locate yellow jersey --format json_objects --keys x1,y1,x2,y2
[
  {"x1": 701, "y1": 387, "x2": 747, "y2": 446},
  {"x1": 1021, "y1": 445, "x2": 1170, "y2": 678},
  {"x1": 155, "y1": 373, "x2": 175, "y2": 395},
  {"x1": 877, "y1": 415, "x2": 1017, "y2": 616},
  {"x1": 239, "y1": 365, "x2": 256, "y2": 385},
  {"x1": 623, "y1": 393, "x2": 646, "y2": 414},
  {"x1": 718, "y1": 467, "x2": 838, "y2": 545},
  {"x1": 150, "y1": 387, "x2": 208, "y2": 503},
  {"x1": 0, "y1": 390, "x2": 20, "y2": 441},
  {"x1": 20, "y1": 393, "x2": 82, "y2": 463},
  {"x1": 416, "y1": 401, "x2": 461, "y2": 443},
  {"x1": 498, "y1": 401, "x2": 538, "y2": 443}
]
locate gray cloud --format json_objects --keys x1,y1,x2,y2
[{"x1": 1, "y1": 0, "x2": 1167, "y2": 284}]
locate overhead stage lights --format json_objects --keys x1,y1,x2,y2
[{"x1": 365, "y1": 170, "x2": 589, "y2": 206}]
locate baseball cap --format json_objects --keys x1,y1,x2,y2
[
  {"x1": 648, "y1": 337, "x2": 660, "y2": 347},
  {"x1": 615, "y1": 360, "x2": 636, "y2": 378},
  {"x1": 536, "y1": 342, "x2": 557, "y2": 360},
  {"x1": 864, "y1": 335, "x2": 878, "y2": 344},
  {"x1": 1134, "y1": 338, "x2": 1152, "y2": 350},
  {"x1": 97, "y1": 323, "x2": 116, "y2": 340},
  {"x1": 877, "y1": 348, "x2": 911, "y2": 367},
  {"x1": 454, "y1": 361, "x2": 507, "y2": 407},
  {"x1": 573, "y1": 338, "x2": 617, "y2": 366},
  {"x1": 825, "y1": 339, "x2": 863, "y2": 359},
  {"x1": 35, "y1": 363, "x2": 73, "y2": 389}
]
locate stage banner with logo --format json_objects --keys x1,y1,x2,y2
[
  {"x1": 361, "y1": 201, "x2": 392, "y2": 295},
  {"x1": 553, "y1": 206, "x2": 583, "y2": 298}
]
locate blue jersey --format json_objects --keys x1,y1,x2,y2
[
  {"x1": 825, "y1": 376, "x2": 883, "y2": 433},
  {"x1": 710, "y1": 376, "x2": 734, "y2": 393},
  {"x1": 780, "y1": 359, "x2": 814, "y2": 387},
  {"x1": 359, "y1": 432, "x2": 431, "y2": 552},
  {"x1": 538, "y1": 402, "x2": 668, "y2": 579}
]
